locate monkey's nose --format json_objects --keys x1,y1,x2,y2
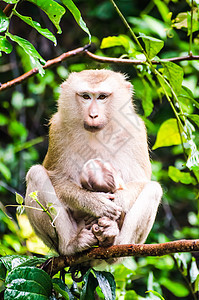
[{"x1": 89, "y1": 113, "x2": 98, "y2": 119}]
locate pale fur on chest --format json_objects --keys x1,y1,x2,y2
[{"x1": 56, "y1": 129, "x2": 146, "y2": 185}]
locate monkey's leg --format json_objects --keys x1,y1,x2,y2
[
  {"x1": 114, "y1": 181, "x2": 162, "y2": 245},
  {"x1": 25, "y1": 165, "x2": 97, "y2": 255}
]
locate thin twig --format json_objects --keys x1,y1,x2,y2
[
  {"x1": 0, "y1": 46, "x2": 90, "y2": 92},
  {"x1": 41, "y1": 239, "x2": 199, "y2": 276}
]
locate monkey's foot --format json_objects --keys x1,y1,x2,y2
[
  {"x1": 76, "y1": 228, "x2": 98, "y2": 252},
  {"x1": 92, "y1": 217, "x2": 119, "y2": 247}
]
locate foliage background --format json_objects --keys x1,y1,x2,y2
[{"x1": 0, "y1": 0, "x2": 198, "y2": 299}]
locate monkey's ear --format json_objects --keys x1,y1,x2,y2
[
  {"x1": 61, "y1": 81, "x2": 67, "y2": 89},
  {"x1": 126, "y1": 82, "x2": 132, "y2": 90}
]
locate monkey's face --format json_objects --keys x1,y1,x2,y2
[{"x1": 76, "y1": 90, "x2": 112, "y2": 132}]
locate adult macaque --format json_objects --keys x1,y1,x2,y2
[{"x1": 25, "y1": 69, "x2": 162, "y2": 262}]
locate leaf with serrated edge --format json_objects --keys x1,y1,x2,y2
[
  {"x1": 13, "y1": 10, "x2": 57, "y2": 45},
  {"x1": 27, "y1": 0, "x2": 65, "y2": 34}
]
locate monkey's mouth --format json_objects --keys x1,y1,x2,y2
[{"x1": 84, "y1": 122, "x2": 104, "y2": 132}]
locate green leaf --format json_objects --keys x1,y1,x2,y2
[
  {"x1": 168, "y1": 166, "x2": 196, "y2": 185},
  {"x1": 0, "y1": 36, "x2": 12, "y2": 55},
  {"x1": 0, "y1": 113, "x2": 9, "y2": 126},
  {"x1": 80, "y1": 270, "x2": 97, "y2": 300},
  {"x1": 180, "y1": 86, "x2": 199, "y2": 109},
  {"x1": 146, "y1": 290, "x2": 165, "y2": 300},
  {"x1": 101, "y1": 35, "x2": 134, "y2": 53},
  {"x1": 187, "y1": 10, "x2": 199, "y2": 35},
  {"x1": 94, "y1": 271, "x2": 116, "y2": 300},
  {"x1": 142, "y1": 79, "x2": 154, "y2": 117},
  {"x1": 190, "y1": 259, "x2": 199, "y2": 284},
  {"x1": 161, "y1": 61, "x2": 184, "y2": 95},
  {"x1": 8, "y1": 120, "x2": 28, "y2": 141},
  {"x1": 0, "y1": 9, "x2": 9, "y2": 32},
  {"x1": 6, "y1": 33, "x2": 45, "y2": 75},
  {"x1": 2, "y1": 0, "x2": 19, "y2": 3},
  {"x1": 27, "y1": 0, "x2": 65, "y2": 34},
  {"x1": 0, "y1": 162, "x2": 11, "y2": 180},
  {"x1": 13, "y1": 10, "x2": 57, "y2": 45},
  {"x1": 153, "y1": 118, "x2": 183, "y2": 150},
  {"x1": 0, "y1": 255, "x2": 46, "y2": 271},
  {"x1": 160, "y1": 278, "x2": 189, "y2": 297},
  {"x1": 153, "y1": 0, "x2": 170, "y2": 23},
  {"x1": 195, "y1": 275, "x2": 199, "y2": 292},
  {"x1": 15, "y1": 192, "x2": 24, "y2": 205},
  {"x1": 61, "y1": 0, "x2": 91, "y2": 42},
  {"x1": 172, "y1": 12, "x2": 188, "y2": 29},
  {"x1": 140, "y1": 33, "x2": 164, "y2": 59},
  {"x1": 52, "y1": 278, "x2": 74, "y2": 300},
  {"x1": 124, "y1": 290, "x2": 138, "y2": 300},
  {"x1": 187, "y1": 114, "x2": 199, "y2": 128},
  {"x1": 4, "y1": 266, "x2": 52, "y2": 299}
]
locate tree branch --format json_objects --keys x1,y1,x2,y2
[
  {"x1": 85, "y1": 50, "x2": 199, "y2": 65},
  {"x1": 41, "y1": 239, "x2": 199, "y2": 276},
  {"x1": 0, "y1": 46, "x2": 89, "y2": 92},
  {"x1": 1, "y1": 46, "x2": 199, "y2": 92}
]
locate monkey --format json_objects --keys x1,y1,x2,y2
[{"x1": 25, "y1": 69, "x2": 162, "y2": 264}]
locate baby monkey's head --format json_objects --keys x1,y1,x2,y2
[{"x1": 80, "y1": 158, "x2": 125, "y2": 193}]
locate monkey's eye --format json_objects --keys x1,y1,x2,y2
[
  {"x1": 82, "y1": 94, "x2": 91, "y2": 100},
  {"x1": 98, "y1": 94, "x2": 107, "y2": 100}
]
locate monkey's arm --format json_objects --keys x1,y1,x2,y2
[{"x1": 52, "y1": 178, "x2": 122, "y2": 220}]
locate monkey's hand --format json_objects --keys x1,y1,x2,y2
[
  {"x1": 91, "y1": 192, "x2": 122, "y2": 220},
  {"x1": 92, "y1": 217, "x2": 119, "y2": 247}
]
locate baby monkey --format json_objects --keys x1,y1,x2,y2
[
  {"x1": 80, "y1": 158, "x2": 125, "y2": 246},
  {"x1": 80, "y1": 158, "x2": 125, "y2": 193}
]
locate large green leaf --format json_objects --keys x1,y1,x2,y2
[
  {"x1": 0, "y1": 36, "x2": 12, "y2": 55},
  {"x1": 0, "y1": 9, "x2": 9, "y2": 32},
  {"x1": 6, "y1": 32, "x2": 46, "y2": 75},
  {"x1": 4, "y1": 266, "x2": 52, "y2": 299},
  {"x1": 61, "y1": 0, "x2": 91, "y2": 42},
  {"x1": 0, "y1": 255, "x2": 47, "y2": 272},
  {"x1": 168, "y1": 166, "x2": 196, "y2": 185},
  {"x1": 27, "y1": 0, "x2": 65, "y2": 34},
  {"x1": 52, "y1": 278, "x2": 74, "y2": 300},
  {"x1": 153, "y1": 118, "x2": 183, "y2": 150},
  {"x1": 80, "y1": 270, "x2": 97, "y2": 300},
  {"x1": 140, "y1": 33, "x2": 164, "y2": 59},
  {"x1": 13, "y1": 9, "x2": 57, "y2": 45},
  {"x1": 94, "y1": 271, "x2": 116, "y2": 300},
  {"x1": 161, "y1": 61, "x2": 184, "y2": 95}
]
